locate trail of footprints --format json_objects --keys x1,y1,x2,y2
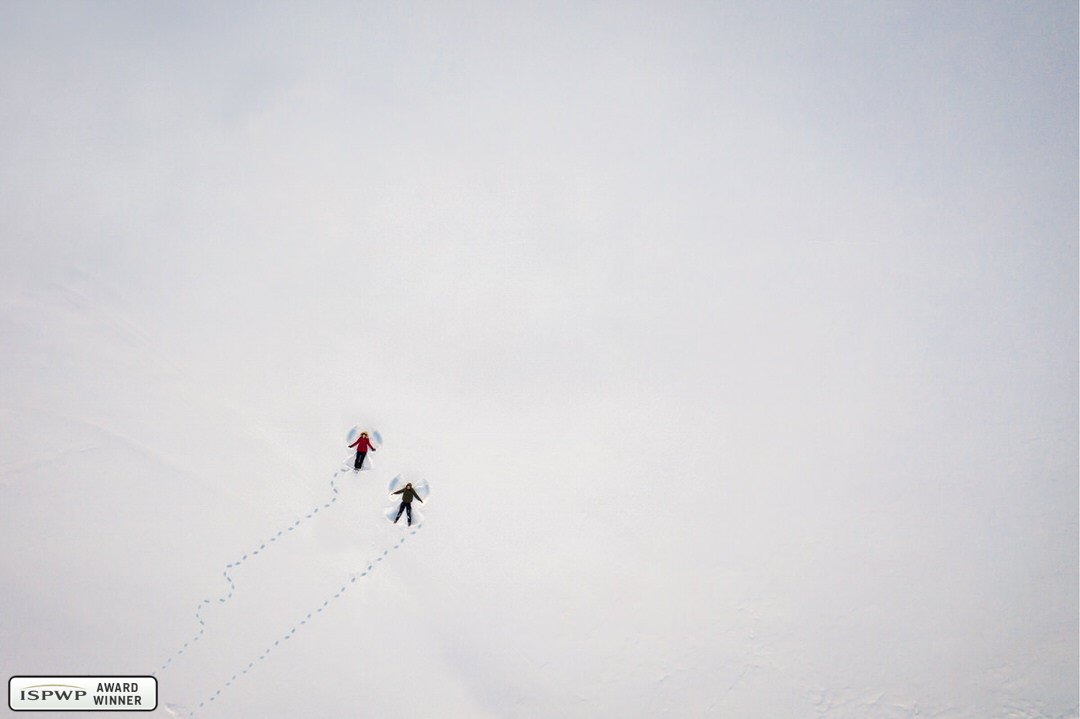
[
  {"x1": 156, "y1": 462, "x2": 424, "y2": 717},
  {"x1": 189, "y1": 525, "x2": 422, "y2": 715},
  {"x1": 156, "y1": 469, "x2": 346, "y2": 674}
]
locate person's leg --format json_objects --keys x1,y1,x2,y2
[
  {"x1": 394, "y1": 502, "x2": 405, "y2": 523},
  {"x1": 355, "y1": 450, "x2": 366, "y2": 470},
  {"x1": 406, "y1": 503, "x2": 413, "y2": 526}
]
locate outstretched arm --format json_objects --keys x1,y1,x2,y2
[
  {"x1": 392, "y1": 488, "x2": 405, "y2": 496},
  {"x1": 415, "y1": 494, "x2": 423, "y2": 503},
  {"x1": 348, "y1": 438, "x2": 359, "y2": 448}
]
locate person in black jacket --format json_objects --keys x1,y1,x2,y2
[{"x1": 392, "y1": 483, "x2": 423, "y2": 526}]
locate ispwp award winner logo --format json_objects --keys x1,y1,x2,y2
[{"x1": 9, "y1": 676, "x2": 157, "y2": 711}]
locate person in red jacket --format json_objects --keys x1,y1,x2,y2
[{"x1": 349, "y1": 431, "x2": 376, "y2": 471}]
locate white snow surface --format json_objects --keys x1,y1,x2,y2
[{"x1": 0, "y1": 3, "x2": 1076, "y2": 718}]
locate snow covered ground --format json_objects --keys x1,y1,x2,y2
[{"x1": 1, "y1": 3, "x2": 1076, "y2": 717}]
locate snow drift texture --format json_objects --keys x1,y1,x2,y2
[{"x1": 0, "y1": 2, "x2": 1076, "y2": 718}]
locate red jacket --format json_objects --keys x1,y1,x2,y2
[{"x1": 349, "y1": 436, "x2": 376, "y2": 452}]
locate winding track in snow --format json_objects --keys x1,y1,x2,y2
[
  {"x1": 154, "y1": 464, "x2": 351, "y2": 675},
  {"x1": 163, "y1": 523, "x2": 423, "y2": 718}
]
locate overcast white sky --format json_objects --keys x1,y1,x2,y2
[{"x1": 1, "y1": 2, "x2": 1076, "y2": 717}]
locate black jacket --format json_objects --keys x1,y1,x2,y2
[{"x1": 393, "y1": 487, "x2": 423, "y2": 504}]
